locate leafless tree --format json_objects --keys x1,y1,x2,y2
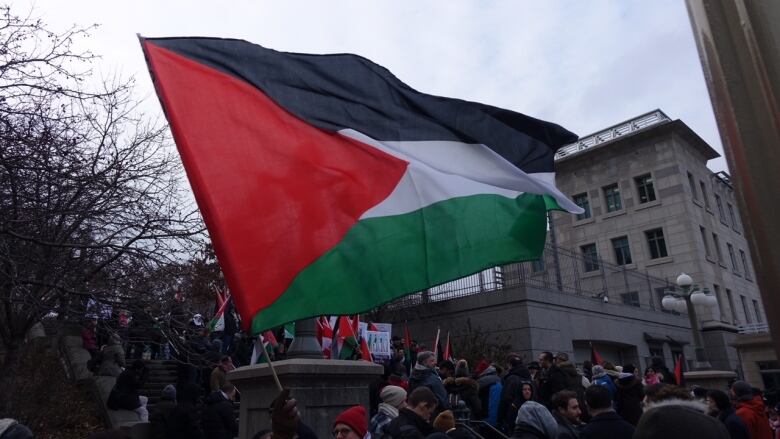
[{"x1": 0, "y1": 4, "x2": 205, "y2": 372}]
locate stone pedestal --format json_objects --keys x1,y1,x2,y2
[
  {"x1": 228, "y1": 359, "x2": 383, "y2": 439},
  {"x1": 684, "y1": 370, "x2": 737, "y2": 391}
]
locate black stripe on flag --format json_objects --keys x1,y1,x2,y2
[{"x1": 147, "y1": 37, "x2": 577, "y2": 175}]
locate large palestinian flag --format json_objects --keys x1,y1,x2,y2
[{"x1": 140, "y1": 37, "x2": 583, "y2": 334}]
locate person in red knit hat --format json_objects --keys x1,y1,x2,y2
[{"x1": 333, "y1": 406, "x2": 368, "y2": 439}]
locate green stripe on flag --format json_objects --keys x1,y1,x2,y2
[{"x1": 251, "y1": 192, "x2": 548, "y2": 333}]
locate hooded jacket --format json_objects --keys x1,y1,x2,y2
[
  {"x1": 735, "y1": 395, "x2": 773, "y2": 439},
  {"x1": 444, "y1": 376, "x2": 482, "y2": 418},
  {"x1": 614, "y1": 376, "x2": 643, "y2": 425},
  {"x1": 409, "y1": 366, "x2": 449, "y2": 410},
  {"x1": 634, "y1": 399, "x2": 729, "y2": 439},
  {"x1": 513, "y1": 401, "x2": 557, "y2": 439},
  {"x1": 477, "y1": 366, "x2": 501, "y2": 421},
  {"x1": 499, "y1": 372, "x2": 535, "y2": 432}
]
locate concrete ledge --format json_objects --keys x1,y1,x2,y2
[
  {"x1": 229, "y1": 359, "x2": 383, "y2": 439},
  {"x1": 684, "y1": 370, "x2": 737, "y2": 390}
]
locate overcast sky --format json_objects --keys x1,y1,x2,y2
[{"x1": 32, "y1": 0, "x2": 728, "y2": 172}]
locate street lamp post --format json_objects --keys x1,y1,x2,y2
[{"x1": 662, "y1": 273, "x2": 717, "y2": 370}]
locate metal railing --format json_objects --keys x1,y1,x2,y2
[
  {"x1": 386, "y1": 242, "x2": 677, "y2": 313},
  {"x1": 738, "y1": 322, "x2": 769, "y2": 334},
  {"x1": 554, "y1": 110, "x2": 671, "y2": 160}
]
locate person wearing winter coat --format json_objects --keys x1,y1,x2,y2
[
  {"x1": 167, "y1": 382, "x2": 205, "y2": 439},
  {"x1": 550, "y1": 390, "x2": 581, "y2": 439},
  {"x1": 614, "y1": 365, "x2": 643, "y2": 426},
  {"x1": 383, "y1": 387, "x2": 438, "y2": 439},
  {"x1": 706, "y1": 389, "x2": 749, "y2": 439},
  {"x1": 579, "y1": 385, "x2": 633, "y2": 439},
  {"x1": 500, "y1": 354, "x2": 533, "y2": 431},
  {"x1": 512, "y1": 401, "x2": 558, "y2": 439},
  {"x1": 370, "y1": 385, "x2": 407, "y2": 438},
  {"x1": 82, "y1": 318, "x2": 99, "y2": 358},
  {"x1": 731, "y1": 381, "x2": 773, "y2": 439},
  {"x1": 589, "y1": 365, "x2": 616, "y2": 402},
  {"x1": 202, "y1": 383, "x2": 238, "y2": 439},
  {"x1": 540, "y1": 353, "x2": 582, "y2": 410},
  {"x1": 444, "y1": 375, "x2": 481, "y2": 418},
  {"x1": 98, "y1": 333, "x2": 126, "y2": 377},
  {"x1": 476, "y1": 364, "x2": 501, "y2": 423},
  {"x1": 149, "y1": 384, "x2": 177, "y2": 439},
  {"x1": 634, "y1": 388, "x2": 729, "y2": 439},
  {"x1": 107, "y1": 360, "x2": 149, "y2": 422},
  {"x1": 408, "y1": 351, "x2": 449, "y2": 411}
]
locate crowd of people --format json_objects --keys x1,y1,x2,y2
[{"x1": 71, "y1": 313, "x2": 780, "y2": 439}]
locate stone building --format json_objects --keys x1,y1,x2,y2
[
  {"x1": 384, "y1": 110, "x2": 764, "y2": 374},
  {"x1": 552, "y1": 109, "x2": 763, "y2": 371}
]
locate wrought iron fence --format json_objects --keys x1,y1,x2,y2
[{"x1": 386, "y1": 242, "x2": 677, "y2": 313}]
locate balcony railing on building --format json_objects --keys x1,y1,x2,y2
[
  {"x1": 554, "y1": 110, "x2": 671, "y2": 161},
  {"x1": 738, "y1": 322, "x2": 769, "y2": 334},
  {"x1": 386, "y1": 241, "x2": 678, "y2": 313}
]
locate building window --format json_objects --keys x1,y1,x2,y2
[
  {"x1": 603, "y1": 184, "x2": 622, "y2": 213},
  {"x1": 713, "y1": 285, "x2": 728, "y2": 322},
  {"x1": 712, "y1": 233, "x2": 723, "y2": 263},
  {"x1": 611, "y1": 236, "x2": 632, "y2": 266},
  {"x1": 645, "y1": 228, "x2": 668, "y2": 259},
  {"x1": 728, "y1": 203, "x2": 740, "y2": 232},
  {"x1": 753, "y1": 300, "x2": 763, "y2": 323},
  {"x1": 634, "y1": 174, "x2": 656, "y2": 204},
  {"x1": 581, "y1": 244, "x2": 599, "y2": 272},
  {"x1": 740, "y1": 250, "x2": 751, "y2": 280},
  {"x1": 573, "y1": 193, "x2": 591, "y2": 220},
  {"x1": 688, "y1": 172, "x2": 698, "y2": 201},
  {"x1": 758, "y1": 361, "x2": 780, "y2": 391},
  {"x1": 700, "y1": 181, "x2": 710, "y2": 209},
  {"x1": 621, "y1": 291, "x2": 640, "y2": 307},
  {"x1": 700, "y1": 226, "x2": 711, "y2": 257},
  {"x1": 741, "y1": 295, "x2": 753, "y2": 324},
  {"x1": 728, "y1": 243, "x2": 739, "y2": 273},
  {"x1": 726, "y1": 289, "x2": 739, "y2": 324},
  {"x1": 648, "y1": 343, "x2": 664, "y2": 359},
  {"x1": 531, "y1": 258, "x2": 545, "y2": 273},
  {"x1": 715, "y1": 194, "x2": 726, "y2": 222}
]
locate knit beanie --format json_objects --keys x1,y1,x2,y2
[
  {"x1": 380, "y1": 385, "x2": 407, "y2": 409},
  {"x1": 333, "y1": 406, "x2": 367, "y2": 438},
  {"x1": 433, "y1": 410, "x2": 456, "y2": 432},
  {"x1": 592, "y1": 365, "x2": 606, "y2": 378},
  {"x1": 731, "y1": 380, "x2": 753, "y2": 398},
  {"x1": 161, "y1": 384, "x2": 177, "y2": 401}
]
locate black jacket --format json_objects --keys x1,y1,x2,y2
[
  {"x1": 168, "y1": 401, "x2": 205, "y2": 439},
  {"x1": 614, "y1": 376, "x2": 643, "y2": 426},
  {"x1": 202, "y1": 391, "x2": 238, "y2": 439},
  {"x1": 383, "y1": 408, "x2": 434, "y2": 439},
  {"x1": 499, "y1": 365, "x2": 533, "y2": 427},
  {"x1": 149, "y1": 399, "x2": 177, "y2": 439},
  {"x1": 107, "y1": 368, "x2": 144, "y2": 410},
  {"x1": 716, "y1": 407, "x2": 749, "y2": 439},
  {"x1": 578, "y1": 411, "x2": 634, "y2": 439},
  {"x1": 553, "y1": 412, "x2": 579, "y2": 439}
]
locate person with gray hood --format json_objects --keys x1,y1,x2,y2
[
  {"x1": 98, "y1": 333, "x2": 126, "y2": 377},
  {"x1": 512, "y1": 401, "x2": 558, "y2": 439},
  {"x1": 0, "y1": 419, "x2": 33, "y2": 439}
]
